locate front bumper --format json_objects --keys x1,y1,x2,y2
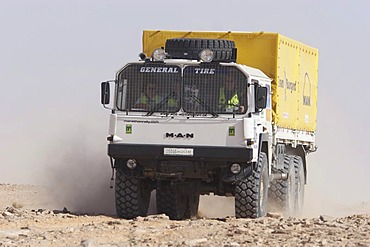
[
  {"x1": 108, "y1": 144, "x2": 253, "y2": 181},
  {"x1": 108, "y1": 143, "x2": 253, "y2": 162}
]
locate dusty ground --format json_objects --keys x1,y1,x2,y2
[{"x1": 0, "y1": 184, "x2": 369, "y2": 246}]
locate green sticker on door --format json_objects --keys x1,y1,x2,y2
[
  {"x1": 126, "y1": 124, "x2": 132, "y2": 134},
  {"x1": 229, "y1": 126, "x2": 235, "y2": 136}
]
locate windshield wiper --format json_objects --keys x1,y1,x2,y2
[
  {"x1": 191, "y1": 95, "x2": 218, "y2": 117},
  {"x1": 146, "y1": 92, "x2": 175, "y2": 116}
]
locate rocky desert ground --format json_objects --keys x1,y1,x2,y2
[{"x1": 0, "y1": 183, "x2": 369, "y2": 247}]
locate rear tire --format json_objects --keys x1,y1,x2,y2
[
  {"x1": 156, "y1": 188, "x2": 188, "y2": 220},
  {"x1": 115, "y1": 168, "x2": 151, "y2": 219},
  {"x1": 184, "y1": 195, "x2": 200, "y2": 219},
  {"x1": 293, "y1": 156, "x2": 305, "y2": 216},
  {"x1": 235, "y1": 152, "x2": 268, "y2": 218},
  {"x1": 268, "y1": 155, "x2": 297, "y2": 216}
]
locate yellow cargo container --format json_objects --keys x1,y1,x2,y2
[{"x1": 142, "y1": 30, "x2": 318, "y2": 132}]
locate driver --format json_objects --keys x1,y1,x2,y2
[
  {"x1": 219, "y1": 75, "x2": 244, "y2": 112},
  {"x1": 135, "y1": 83, "x2": 162, "y2": 109}
]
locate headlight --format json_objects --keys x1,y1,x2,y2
[
  {"x1": 199, "y1": 49, "x2": 214, "y2": 62},
  {"x1": 152, "y1": 48, "x2": 166, "y2": 61},
  {"x1": 126, "y1": 159, "x2": 137, "y2": 169},
  {"x1": 230, "y1": 163, "x2": 241, "y2": 174}
]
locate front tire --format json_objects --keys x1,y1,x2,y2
[
  {"x1": 235, "y1": 152, "x2": 268, "y2": 218},
  {"x1": 115, "y1": 168, "x2": 151, "y2": 219}
]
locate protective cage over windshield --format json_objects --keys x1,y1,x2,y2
[
  {"x1": 183, "y1": 65, "x2": 247, "y2": 114},
  {"x1": 116, "y1": 64, "x2": 181, "y2": 113},
  {"x1": 116, "y1": 63, "x2": 247, "y2": 114}
]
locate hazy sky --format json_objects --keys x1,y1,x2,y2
[{"x1": 1, "y1": 0, "x2": 369, "y2": 207}]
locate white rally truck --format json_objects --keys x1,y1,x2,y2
[{"x1": 101, "y1": 31, "x2": 318, "y2": 219}]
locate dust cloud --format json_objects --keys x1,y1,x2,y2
[
  {"x1": 31, "y1": 114, "x2": 116, "y2": 215},
  {"x1": 300, "y1": 96, "x2": 370, "y2": 218},
  {"x1": 44, "y1": 142, "x2": 115, "y2": 215},
  {"x1": 1, "y1": 103, "x2": 369, "y2": 218},
  {"x1": 198, "y1": 195, "x2": 235, "y2": 218}
]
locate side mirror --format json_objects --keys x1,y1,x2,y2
[
  {"x1": 256, "y1": 86, "x2": 267, "y2": 110},
  {"x1": 101, "y1": 82, "x2": 110, "y2": 105}
]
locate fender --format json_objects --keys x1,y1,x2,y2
[{"x1": 255, "y1": 133, "x2": 270, "y2": 171}]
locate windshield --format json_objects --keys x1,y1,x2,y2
[
  {"x1": 116, "y1": 64, "x2": 181, "y2": 112},
  {"x1": 116, "y1": 63, "x2": 247, "y2": 114},
  {"x1": 183, "y1": 65, "x2": 247, "y2": 114}
]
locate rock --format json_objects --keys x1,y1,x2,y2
[
  {"x1": 169, "y1": 224, "x2": 178, "y2": 229},
  {"x1": 226, "y1": 243, "x2": 240, "y2": 247},
  {"x1": 255, "y1": 217, "x2": 267, "y2": 224},
  {"x1": 234, "y1": 227, "x2": 249, "y2": 234},
  {"x1": 145, "y1": 214, "x2": 170, "y2": 220},
  {"x1": 1, "y1": 183, "x2": 370, "y2": 246},
  {"x1": 188, "y1": 238, "x2": 208, "y2": 246},
  {"x1": 5, "y1": 207, "x2": 16, "y2": 214},
  {"x1": 271, "y1": 229, "x2": 289, "y2": 234},
  {"x1": 320, "y1": 239, "x2": 328, "y2": 245},
  {"x1": 36, "y1": 236, "x2": 47, "y2": 240},
  {"x1": 266, "y1": 212, "x2": 282, "y2": 219},
  {"x1": 2, "y1": 211, "x2": 13, "y2": 217},
  {"x1": 302, "y1": 219, "x2": 311, "y2": 226},
  {"x1": 37, "y1": 209, "x2": 46, "y2": 213},
  {"x1": 293, "y1": 219, "x2": 302, "y2": 225},
  {"x1": 320, "y1": 215, "x2": 334, "y2": 222},
  {"x1": 79, "y1": 239, "x2": 98, "y2": 247},
  {"x1": 62, "y1": 207, "x2": 70, "y2": 213},
  {"x1": 107, "y1": 220, "x2": 121, "y2": 226},
  {"x1": 134, "y1": 216, "x2": 145, "y2": 222},
  {"x1": 53, "y1": 207, "x2": 70, "y2": 214}
]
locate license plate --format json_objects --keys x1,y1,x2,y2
[{"x1": 164, "y1": 148, "x2": 194, "y2": 156}]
